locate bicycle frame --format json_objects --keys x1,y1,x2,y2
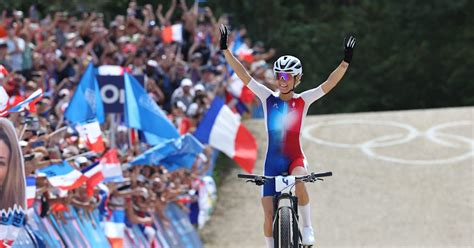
[{"x1": 237, "y1": 171, "x2": 332, "y2": 248}]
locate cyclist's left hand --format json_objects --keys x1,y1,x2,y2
[
  {"x1": 343, "y1": 36, "x2": 356, "y2": 63},
  {"x1": 219, "y1": 24, "x2": 229, "y2": 50}
]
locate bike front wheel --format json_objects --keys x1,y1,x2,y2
[{"x1": 278, "y1": 207, "x2": 291, "y2": 248}]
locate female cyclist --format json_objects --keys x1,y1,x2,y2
[{"x1": 219, "y1": 24, "x2": 356, "y2": 247}]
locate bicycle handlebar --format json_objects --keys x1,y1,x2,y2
[{"x1": 237, "y1": 171, "x2": 333, "y2": 185}]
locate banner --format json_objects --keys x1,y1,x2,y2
[{"x1": 97, "y1": 75, "x2": 144, "y2": 113}]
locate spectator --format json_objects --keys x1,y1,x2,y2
[{"x1": 171, "y1": 78, "x2": 194, "y2": 109}]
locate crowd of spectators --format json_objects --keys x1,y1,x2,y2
[{"x1": 0, "y1": 0, "x2": 277, "y2": 242}]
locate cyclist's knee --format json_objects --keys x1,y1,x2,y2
[{"x1": 291, "y1": 166, "x2": 307, "y2": 176}]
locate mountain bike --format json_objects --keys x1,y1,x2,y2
[{"x1": 238, "y1": 171, "x2": 332, "y2": 248}]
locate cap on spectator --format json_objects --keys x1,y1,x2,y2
[
  {"x1": 118, "y1": 36, "x2": 131, "y2": 43},
  {"x1": 180, "y1": 78, "x2": 193, "y2": 88},
  {"x1": 19, "y1": 140, "x2": 28, "y2": 147},
  {"x1": 135, "y1": 187, "x2": 149, "y2": 198},
  {"x1": 0, "y1": 39, "x2": 7, "y2": 48},
  {"x1": 146, "y1": 60, "x2": 158, "y2": 67},
  {"x1": 194, "y1": 84, "x2": 205, "y2": 92},
  {"x1": 110, "y1": 21, "x2": 118, "y2": 28},
  {"x1": 117, "y1": 125, "x2": 128, "y2": 132},
  {"x1": 74, "y1": 156, "x2": 88, "y2": 166},
  {"x1": 75, "y1": 40, "x2": 85, "y2": 48},
  {"x1": 191, "y1": 52, "x2": 203, "y2": 61},
  {"x1": 66, "y1": 32, "x2": 77, "y2": 40},
  {"x1": 176, "y1": 101, "x2": 187, "y2": 112}
]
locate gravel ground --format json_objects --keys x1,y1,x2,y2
[{"x1": 201, "y1": 106, "x2": 473, "y2": 248}]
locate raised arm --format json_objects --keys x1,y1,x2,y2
[
  {"x1": 219, "y1": 25, "x2": 252, "y2": 85},
  {"x1": 321, "y1": 36, "x2": 356, "y2": 94}
]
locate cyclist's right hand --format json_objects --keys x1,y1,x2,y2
[{"x1": 219, "y1": 24, "x2": 228, "y2": 50}]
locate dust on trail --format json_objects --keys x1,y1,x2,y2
[{"x1": 201, "y1": 107, "x2": 474, "y2": 248}]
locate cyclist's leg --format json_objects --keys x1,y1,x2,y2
[
  {"x1": 261, "y1": 196, "x2": 274, "y2": 248},
  {"x1": 290, "y1": 159, "x2": 314, "y2": 245},
  {"x1": 289, "y1": 158, "x2": 309, "y2": 205}
]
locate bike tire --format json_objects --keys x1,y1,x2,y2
[{"x1": 279, "y1": 207, "x2": 291, "y2": 248}]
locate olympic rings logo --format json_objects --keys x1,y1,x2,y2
[{"x1": 302, "y1": 119, "x2": 474, "y2": 165}]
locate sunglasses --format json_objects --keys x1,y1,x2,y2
[{"x1": 276, "y1": 72, "x2": 292, "y2": 81}]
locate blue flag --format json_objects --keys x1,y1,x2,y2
[
  {"x1": 65, "y1": 62, "x2": 105, "y2": 124},
  {"x1": 130, "y1": 134, "x2": 203, "y2": 170},
  {"x1": 124, "y1": 73, "x2": 179, "y2": 141}
]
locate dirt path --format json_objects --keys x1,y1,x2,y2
[{"x1": 201, "y1": 107, "x2": 473, "y2": 248}]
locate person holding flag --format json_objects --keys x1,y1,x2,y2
[{"x1": 219, "y1": 24, "x2": 356, "y2": 247}]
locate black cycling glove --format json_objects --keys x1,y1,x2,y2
[
  {"x1": 343, "y1": 36, "x2": 356, "y2": 63},
  {"x1": 219, "y1": 24, "x2": 228, "y2": 50}
]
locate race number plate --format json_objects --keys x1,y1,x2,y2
[{"x1": 275, "y1": 176, "x2": 296, "y2": 193}]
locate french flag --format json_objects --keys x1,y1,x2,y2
[
  {"x1": 0, "y1": 86, "x2": 9, "y2": 116},
  {"x1": 103, "y1": 209, "x2": 125, "y2": 248},
  {"x1": 226, "y1": 72, "x2": 255, "y2": 105},
  {"x1": 161, "y1": 24, "x2": 183, "y2": 44},
  {"x1": 194, "y1": 97, "x2": 257, "y2": 173},
  {"x1": 7, "y1": 89, "x2": 43, "y2": 113},
  {"x1": 26, "y1": 176, "x2": 36, "y2": 209},
  {"x1": 81, "y1": 162, "x2": 104, "y2": 196},
  {"x1": 101, "y1": 149, "x2": 124, "y2": 183},
  {"x1": 98, "y1": 65, "x2": 129, "y2": 76},
  {"x1": 76, "y1": 120, "x2": 105, "y2": 153},
  {"x1": 38, "y1": 161, "x2": 87, "y2": 190}
]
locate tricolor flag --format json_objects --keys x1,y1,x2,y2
[
  {"x1": 161, "y1": 24, "x2": 183, "y2": 44},
  {"x1": 98, "y1": 65, "x2": 129, "y2": 76},
  {"x1": 226, "y1": 72, "x2": 255, "y2": 105},
  {"x1": 194, "y1": 97, "x2": 257, "y2": 173},
  {"x1": 76, "y1": 119, "x2": 105, "y2": 153},
  {"x1": 7, "y1": 89, "x2": 43, "y2": 113},
  {"x1": 104, "y1": 209, "x2": 125, "y2": 248},
  {"x1": 100, "y1": 149, "x2": 124, "y2": 183},
  {"x1": 0, "y1": 86, "x2": 9, "y2": 116},
  {"x1": 26, "y1": 176, "x2": 36, "y2": 209},
  {"x1": 231, "y1": 31, "x2": 254, "y2": 63},
  {"x1": 81, "y1": 162, "x2": 104, "y2": 196},
  {"x1": 38, "y1": 161, "x2": 87, "y2": 190}
]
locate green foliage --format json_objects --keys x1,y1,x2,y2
[
  {"x1": 2, "y1": 0, "x2": 472, "y2": 114},
  {"x1": 210, "y1": 0, "x2": 474, "y2": 114}
]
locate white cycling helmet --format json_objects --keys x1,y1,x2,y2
[
  {"x1": 273, "y1": 55, "x2": 302, "y2": 76},
  {"x1": 273, "y1": 55, "x2": 302, "y2": 88}
]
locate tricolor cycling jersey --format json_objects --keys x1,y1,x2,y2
[{"x1": 247, "y1": 79, "x2": 325, "y2": 196}]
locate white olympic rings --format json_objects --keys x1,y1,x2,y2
[{"x1": 302, "y1": 119, "x2": 473, "y2": 165}]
